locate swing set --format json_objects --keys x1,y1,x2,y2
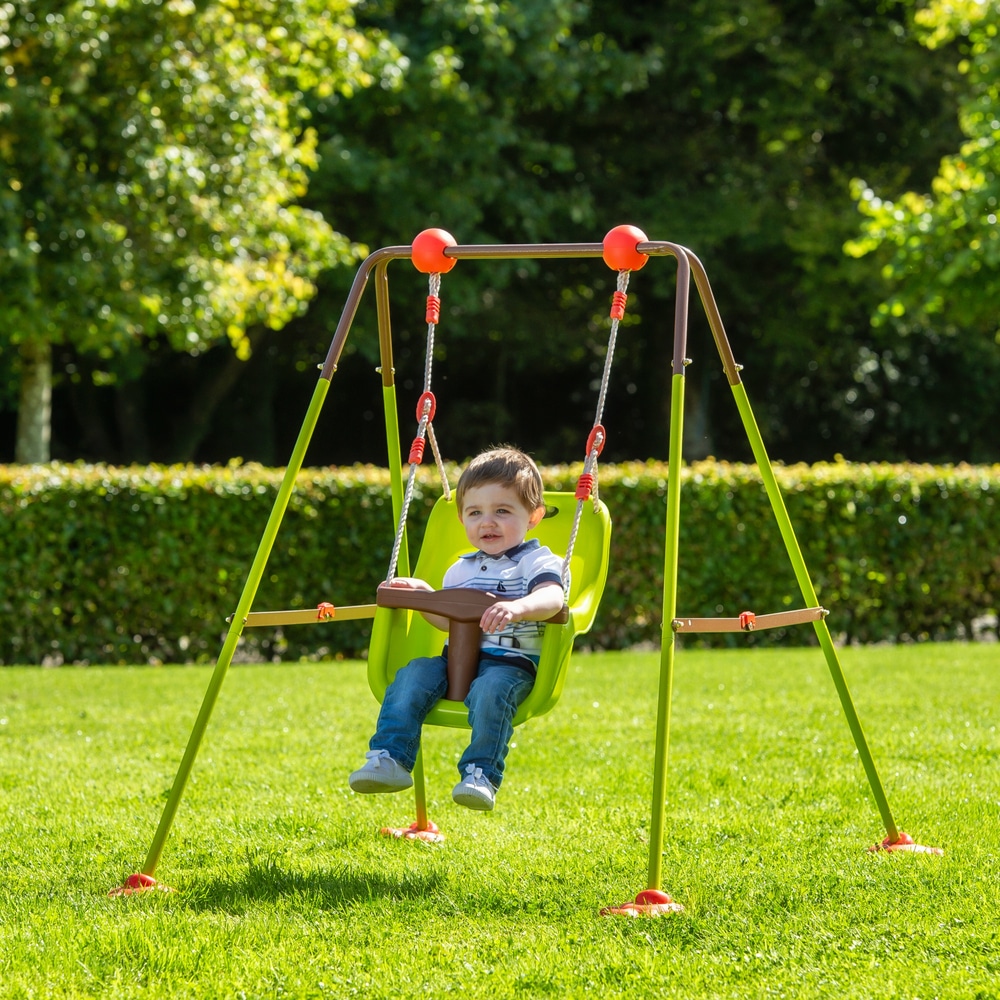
[{"x1": 110, "y1": 226, "x2": 941, "y2": 914}]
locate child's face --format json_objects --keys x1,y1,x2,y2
[{"x1": 459, "y1": 482, "x2": 544, "y2": 556}]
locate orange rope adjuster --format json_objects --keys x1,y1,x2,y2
[
  {"x1": 408, "y1": 437, "x2": 426, "y2": 464},
  {"x1": 425, "y1": 294, "x2": 441, "y2": 324}
]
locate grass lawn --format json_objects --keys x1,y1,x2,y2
[{"x1": 1, "y1": 643, "x2": 998, "y2": 999}]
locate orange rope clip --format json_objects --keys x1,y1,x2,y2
[
  {"x1": 317, "y1": 602, "x2": 335, "y2": 620},
  {"x1": 610, "y1": 289, "x2": 628, "y2": 321},
  {"x1": 415, "y1": 391, "x2": 437, "y2": 422},
  {"x1": 739, "y1": 611, "x2": 756, "y2": 631},
  {"x1": 586, "y1": 424, "x2": 606, "y2": 457},
  {"x1": 575, "y1": 473, "x2": 595, "y2": 500}
]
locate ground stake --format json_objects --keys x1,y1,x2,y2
[
  {"x1": 381, "y1": 820, "x2": 445, "y2": 844},
  {"x1": 108, "y1": 872, "x2": 176, "y2": 897},
  {"x1": 600, "y1": 888, "x2": 684, "y2": 917},
  {"x1": 869, "y1": 831, "x2": 943, "y2": 856}
]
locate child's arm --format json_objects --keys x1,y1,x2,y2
[
  {"x1": 479, "y1": 581, "x2": 565, "y2": 635},
  {"x1": 379, "y1": 578, "x2": 450, "y2": 631}
]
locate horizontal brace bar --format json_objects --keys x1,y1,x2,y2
[
  {"x1": 232, "y1": 605, "x2": 378, "y2": 628},
  {"x1": 671, "y1": 607, "x2": 829, "y2": 633}
]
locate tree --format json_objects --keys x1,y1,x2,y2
[
  {"x1": 294, "y1": 0, "x2": 965, "y2": 465},
  {"x1": 0, "y1": 0, "x2": 400, "y2": 462},
  {"x1": 3, "y1": 1, "x2": 977, "y2": 466},
  {"x1": 292, "y1": 0, "x2": 663, "y2": 463},
  {"x1": 844, "y1": 0, "x2": 1000, "y2": 461},
  {"x1": 848, "y1": 0, "x2": 999, "y2": 331}
]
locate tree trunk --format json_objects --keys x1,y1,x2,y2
[{"x1": 15, "y1": 339, "x2": 52, "y2": 464}]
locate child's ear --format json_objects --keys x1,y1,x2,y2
[{"x1": 528, "y1": 505, "x2": 546, "y2": 528}]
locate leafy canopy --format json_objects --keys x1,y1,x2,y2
[
  {"x1": 0, "y1": 0, "x2": 401, "y2": 370},
  {"x1": 846, "y1": 0, "x2": 1000, "y2": 340}
]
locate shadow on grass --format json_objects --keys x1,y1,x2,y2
[{"x1": 181, "y1": 850, "x2": 448, "y2": 912}]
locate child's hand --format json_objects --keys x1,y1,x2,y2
[
  {"x1": 480, "y1": 602, "x2": 516, "y2": 634},
  {"x1": 480, "y1": 582, "x2": 564, "y2": 632},
  {"x1": 380, "y1": 577, "x2": 433, "y2": 592}
]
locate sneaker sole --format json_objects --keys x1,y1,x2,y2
[
  {"x1": 452, "y1": 789, "x2": 495, "y2": 811},
  {"x1": 349, "y1": 775, "x2": 413, "y2": 794}
]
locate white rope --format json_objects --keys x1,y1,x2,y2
[
  {"x1": 385, "y1": 263, "x2": 633, "y2": 595},
  {"x1": 423, "y1": 273, "x2": 441, "y2": 389},
  {"x1": 385, "y1": 403, "x2": 431, "y2": 583},
  {"x1": 561, "y1": 269, "x2": 631, "y2": 590},
  {"x1": 385, "y1": 272, "x2": 450, "y2": 582},
  {"x1": 427, "y1": 422, "x2": 451, "y2": 501},
  {"x1": 592, "y1": 270, "x2": 629, "y2": 434}
]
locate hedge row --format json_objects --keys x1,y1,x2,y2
[{"x1": 1, "y1": 460, "x2": 998, "y2": 665}]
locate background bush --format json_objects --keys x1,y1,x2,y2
[{"x1": 1, "y1": 460, "x2": 997, "y2": 666}]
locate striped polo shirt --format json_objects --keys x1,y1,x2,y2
[{"x1": 442, "y1": 539, "x2": 565, "y2": 668}]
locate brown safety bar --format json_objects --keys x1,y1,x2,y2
[
  {"x1": 671, "y1": 607, "x2": 828, "y2": 633},
  {"x1": 376, "y1": 585, "x2": 569, "y2": 701}
]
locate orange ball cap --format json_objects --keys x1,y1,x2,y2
[
  {"x1": 411, "y1": 228, "x2": 458, "y2": 273},
  {"x1": 602, "y1": 224, "x2": 649, "y2": 271}
]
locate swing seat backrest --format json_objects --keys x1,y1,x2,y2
[{"x1": 366, "y1": 491, "x2": 612, "y2": 729}]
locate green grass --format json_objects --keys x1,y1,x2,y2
[{"x1": 2, "y1": 643, "x2": 999, "y2": 999}]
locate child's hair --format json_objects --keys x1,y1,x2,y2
[{"x1": 456, "y1": 445, "x2": 545, "y2": 513}]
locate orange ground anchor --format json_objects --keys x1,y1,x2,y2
[
  {"x1": 869, "y1": 831, "x2": 944, "y2": 856},
  {"x1": 600, "y1": 888, "x2": 685, "y2": 917},
  {"x1": 108, "y1": 872, "x2": 176, "y2": 897},
  {"x1": 380, "y1": 820, "x2": 445, "y2": 844}
]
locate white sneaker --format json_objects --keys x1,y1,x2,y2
[
  {"x1": 452, "y1": 764, "x2": 496, "y2": 811},
  {"x1": 349, "y1": 749, "x2": 413, "y2": 793}
]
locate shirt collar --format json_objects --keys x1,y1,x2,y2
[{"x1": 459, "y1": 538, "x2": 540, "y2": 562}]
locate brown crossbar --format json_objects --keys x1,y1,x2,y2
[
  {"x1": 671, "y1": 607, "x2": 828, "y2": 633},
  {"x1": 375, "y1": 585, "x2": 570, "y2": 625},
  {"x1": 236, "y1": 604, "x2": 378, "y2": 627}
]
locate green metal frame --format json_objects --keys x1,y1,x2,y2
[{"x1": 125, "y1": 237, "x2": 901, "y2": 899}]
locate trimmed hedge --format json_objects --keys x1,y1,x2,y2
[{"x1": 1, "y1": 460, "x2": 998, "y2": 665}]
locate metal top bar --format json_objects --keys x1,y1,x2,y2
[
  {"x1": 320, "y1": 239, "x2": 742, "y2": 386},
  {"x1": 355, "y1": 240, "x2": 686, "y2": 261}
]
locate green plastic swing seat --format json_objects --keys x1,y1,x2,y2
[{"x1": 366, "y1": 490, "x2": 612, "y2": 729}]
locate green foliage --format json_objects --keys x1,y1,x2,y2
[
  {"x1": 3, "y1": 0, "x2": 992, "y2": 467},
  {"x1": 556, "y1": 459, "x2": 1000, "y2": 649},
  {"x1": 847, "y1": 0, "x2": 1000, "y2": 337},
  {"x1": 0, "y1": 0, "x2": 402, "y2": 456},
  {"x1": 843, "y1": 2, "x2": 1000, "y2": 463},
  {"x1": 1, "y1": 646, "x2": 998, "y2": 997},
  {"x1": 2, "y1": 460, "x2": 998, "y2": 666},
  {"x1": 297, "y1": 0, "x2": 973, "y2": 467},
  {"x1": 0, "y1": 461, "x2": 416, "y2": 665}
]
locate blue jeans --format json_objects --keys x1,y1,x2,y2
[{"x1": 370, "y1": 653, "x2": 535, "y2": 789}]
